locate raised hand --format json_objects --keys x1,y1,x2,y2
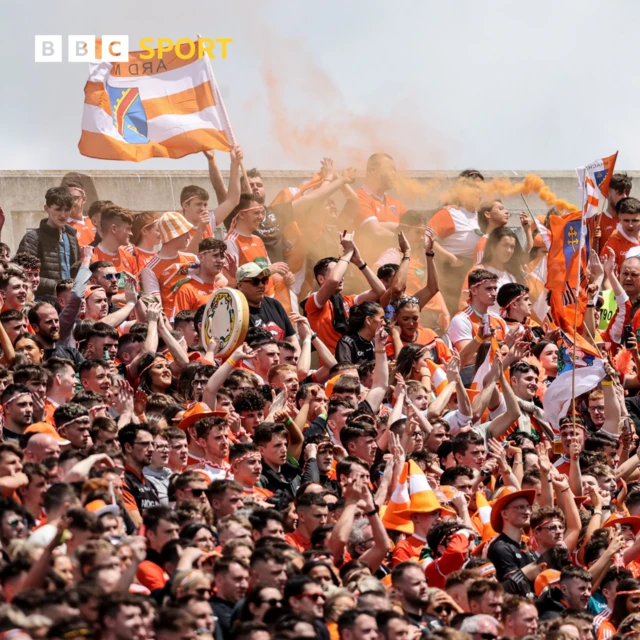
[
  {"x1": 602, "y1": 247, "x2": 616, "y2": 278},
  {"x1": 146, "y1": 301, "x2": 161, "y2": 323},
  {"x1": 398, "y1": 230, "x2": 411, "y2": 256},
  {"x1": 269, "y1": 262, "x2": 289, "y2": 276},
  {"x1": 342, "y1": 167, "x2": 357, "y2": 184},
  {"x1": 374, "y1": 325, "x2": 389, "y2": 351},
  {"x1": 536, "y1": 442, "x2": 551, "y2": 474},
  {"x1": 340, "y1": 231, "x2": 356, "y2": 256},
  {"x1": 424, "y1": 230, "x2": 434, "y2": 254},
  {"x1": 230, "y1": 145, "x2": 243, "y2": 164},
  {"x1": 320, "y1": 158, "x2": 337, "y2": 181},
  {"x1": 232, "y1": 343, "x2": 258, "y2": 362},
  {"x1": 446, "y1": 352, "x2": 461, "y2": 382},
  {"x1": 124, "y1": 275, "x2": 138, "y2": 305},
  {"x1": 519, "y1": 211, "x2": 531, "y2": 229}
]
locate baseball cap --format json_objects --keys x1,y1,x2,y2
[
  {"x1": 236, "y1": 262, "x2": 271, "y2": 283},
  {"x1": 24, "y1": 422, "x2": 70, "y2": 445}
]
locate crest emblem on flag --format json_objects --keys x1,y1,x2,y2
[{"x1": 106, "y1": 84, "x2": 149, "y2": 143}]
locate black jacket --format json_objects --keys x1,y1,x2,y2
[{"x1": 17, "y1": 220, "x2": 79, "y2": 295}]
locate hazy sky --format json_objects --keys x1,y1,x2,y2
[{"x1": 2, "y1": 0, "x2": 638, "y2": 172}]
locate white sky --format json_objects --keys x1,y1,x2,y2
[{"x1": 1, "y1": 0, "x2": 638, "y2": 172}]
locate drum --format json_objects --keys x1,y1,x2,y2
[{"x1": 201, "y1": 288, "x2": 250, "y2": 359}]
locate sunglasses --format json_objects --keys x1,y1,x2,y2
[
  {"x1": 434, "y1": 605, "x2": 451, "y2": 615},
  {"x1": 247, "y1": 276, "x2": 270, "y2": 286},
  {"x1": 395, "y1": 296, "x2": 420, "y2": 309},
  {"x1": 7, "y1": 517, "x2": 25, "y2": 528},
  {"x1": 292, "y1": 592, "x2": 324, "y2": 602},
  {"x1": 261, "y1": 598, "x2": 282, "y2": 607},
  {"x1": 102, "y1": 272, "x2": 122, "y2": 281},
  {"x1": 186, "y1": 488, "x2": 206, "y2": 497},
  {"x1": 476, "y1": 634, "x2": 498, "y2": 640}
]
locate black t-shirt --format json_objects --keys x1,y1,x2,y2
[
  {"x1": 335, "y1": 333, "x2": 374, "y2": 364},
  {"x1": 249, "y1": 297, "x2": 296, "y2": 341},
  {"x1": 487, "y1": 532, "x2": 536, "y2": 581}
]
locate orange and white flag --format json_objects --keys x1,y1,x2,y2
[
  {"x1": 79, "y1": 40, "x2": 233, "y2": 161},
  {"x1": 380, "y1": 460, "x2": 431, "y2": 534}
]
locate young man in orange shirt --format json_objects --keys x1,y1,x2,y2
[
  {"x1": 141, "y1": 211, "x2": 197, "y2": 319},
  {"x1": 92, "y1": 205, "x2": 138, "y2": 278},
  {"x1": 224, "y1": 194, "x2": 288, "y2": 285},
  {"x1": 187, "y1": 416, "x2": 232, "y2": 482},
  {"x1": 352, "y1": 153, "x2": 407, "y2": 262},
  {"x1": 599, "y1": 173, "x2": 633, "y2": 248},
  {"x1": 284, "y1": 492, "x2": 328, "y2": 552},
  {"x1": 229, "y1": 443, "x2": 273, "y2": 500},
  {"x1": 601, "y1": 197, "x2": 640, "y2": 271},
  {"x1": 172, "y1": 238, "x2": 226, "y2": 314},
  {"x1": 305, "y1": 232, "x2": 385, "y2": 358},
  {"x1": 61, "y1": 179, "x2": 95, "y2": 246}
]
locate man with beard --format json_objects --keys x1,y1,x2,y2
[
  {"x1": 390, "y1": 562, "x2": 433, "y2": 632},
  {"x1": 29, "y1": 301, "x2": 83, "y2": 366},
  {"x1": 118, "y1": 423, "x2": 161, "y2": 527}
]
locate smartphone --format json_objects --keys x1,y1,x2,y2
[{"x1": 624, "y1": 325, "x2": 633, "y2": 348}]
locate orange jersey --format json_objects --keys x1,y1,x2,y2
[
  {"x1": 601, "y1": 228, "x2": 640, "y2": 271},
  {"x1": 44, "y1": 399, "x2": 58, "y2": 427},
  {"x1": 69, "y1": 217, "x2": 95, "y2": 246},
  {"x1": 131, "y1": 247, "x2": 157, "y2": 273},
  {"x1": 224, "y1": 230, "x2": 270, "y2": 279},
  {"x1": 392, "y1": 534, "x2": 426, "y2": 567},
  {"x1": 305, "y1": 293, "x2": 357, "y2": 358},
  {"x1": 188, "y1": 221, "x2": 213, "y2": 241},
  {"x1": 140, "y1": 252, "x2": 198, "y2": 319},
  {"x1": 474, "y1": 235, "x2": 488, "y2": 265},
  {"x1": 92, "y1": 245, "x2": 139, "y2": 277},
  {"x1": 385, "y1": 326, "x2": 452, "y2": 364},
  {"x1": 354, "y1": 186, "x2": 407, "y2": 229},
  {"x1": 285, "y1": 529, "x2": 311, "y2": 553},
  {"x1": 242, "y1": 486, "x2": 274, "y2": 500},
  {"x1": 599, "y1": 211, "x2": 618, "y2": 248},
  {"x1": 173, "y1": 277, "x2": 220, "y2": 314}
]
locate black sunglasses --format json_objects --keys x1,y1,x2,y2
[
  {"x1": 261, "y1": 598, "x2": 282, "y2": 607},
  {"x1": 248, "y1": 276, "x2": 270, "y2": 286},
  {"x1": 187, "y1": 488, "x2": 206, "y2": 497}
]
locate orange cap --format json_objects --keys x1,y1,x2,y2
[
  {"x1": 85, "y1": 499, "x2": 119, "y2": 516},
  {"x1": 24, "y1": 422, "x2": 70, "y2": 445},
  {"x1": 177, "y1": 402, "x2": 227, "y2": 433},
  {"x1": 535, "y1": 569, "x2": 561, "y2": 596}
]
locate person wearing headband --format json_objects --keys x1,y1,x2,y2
[
  {"x1": 131, "y1": 211, "x2": 162, "y2": 273},
  {"x1": 495, "y1": 282, "x2": 545, "y2": 337},
  {"x1": 172, "y1": 237, "x2": 227, "y2": 316},
  {"x1": 446, "y1": 268, "x2": 506, "y2": 374},
  {"x1": 1, "y1": 383, "x2": 34, "y2": 446}
]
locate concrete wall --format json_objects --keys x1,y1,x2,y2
[{"x1": 1, "y1": 169, "x2": 636, "y2": 254}]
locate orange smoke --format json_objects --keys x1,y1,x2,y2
[{"x1": 395, "y1": 173, "x2": 579, "y2": 213}]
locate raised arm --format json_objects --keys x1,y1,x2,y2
[
  {"x1": 364, "y1": 327, "x2": 389, "y2": 414},
  {"x1": 379, "y1": 232, "x2": 411, "y2": 309},
  {"x1": 211, "y1": 146, "x2": 243, "y2": 226},
  {"x1": 314, "y1": 232, "x2": 355, "y2": 308},
  {"x1": 101, "y1": 276, "x2": 137, "y2": 328},
  {"x1": 415, "y1": 233, "x2": 440, "y2": 310},
  {"x1": 486, "y1": 360, "x2": 522, "y2": 439},
  {"x1": 291, "y1": 167, "x2": 357, "y2": 218},
  {"x1": 351, "y1": 241, "x2": 386, "y2": 302},
  {"x1": 202, "y1": 343, "x2": 257, "y2": 407},
  {"x1": 203, "y1": 150, "x2": 228, "y2": 205}
]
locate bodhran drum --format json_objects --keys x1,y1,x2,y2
[{"x1": 201, "y1": 288, "x2": 250, "y2": 359}]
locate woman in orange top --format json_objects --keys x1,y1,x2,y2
[
  {"x1": 387, "y1": 297, "x2": 452, "y2": 365},
  {"x1": 131, "y1": 211, "x2": 162, "y2": 273},
  {"x1": 607, "y1": 580, "x2": 640, "y2": 639}
]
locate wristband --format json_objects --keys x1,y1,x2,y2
[
  {"x1": 425, "y1": 251, "x2": 435, "y2": 257},
  {"x1": 226, "y1": 358, "x2": 238, "y2": 368},
  {"x1": 513, "y1": 460, "x2": 523, "y2": 465},
  {"x1": 601, "y1": 380, "x2": 614, "y2": 386},
  {"x1": 310, "y1": 333, "x2": 318, "y2": 341},
  {"x1": 284, "y1": 417, "x2": 294, "y2": 426},
  {"x1": 365, "y1": 506, "x2": 379, "y2": 517},
  {"x1": 474, "y1": 335, "x2": 485, "y2": 344},
  {"x1": 339, "y1": 258, "x2": 350, "y2": 264},
  {"x1": 401, "y1": 255, "x2": 411, "y2": 261},
  {"x1": 303, "y1": 338, "x2": 312, "y2": 345},
  {"x1": 586, "y1": 303, "x2": 595, "y2": 308},
  {"x1": 375, "y1": 349, "x2": 386, "y2": 354},
  {"x1": 593, "y1": 510, "x2": 603, "y2": 516},
  {"x1": 358, "y1": 262, "x2": 367, "y2": 271}
]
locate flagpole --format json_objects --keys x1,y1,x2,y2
[
  {"x1": 521, "y1": 194, "x2": 537, "y2": 224},
  {"x1": 571, "y1": 179, "x2": 589, "y2": 438},
  {"x1": 199, "y1": 35, "x2": 250, "y2": 185}
]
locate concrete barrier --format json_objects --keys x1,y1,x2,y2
[{"x1": 1, "y1": 169, "x2": 636, "y2": 254}]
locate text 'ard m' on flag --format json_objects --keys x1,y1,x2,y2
[
  {"x1": 576, "y1": 152, "x2": 618, "y2": 219},
  {"x1": 78, "y1": 40, "x2": 233, "y2": 162},
  {"x1": 545, "y1": 210, "x2": 590, "y2": 333}
]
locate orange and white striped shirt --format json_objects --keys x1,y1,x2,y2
[
  {"x1": 427, "y1": 206, "x2": 481, "y2": 259},
  {"x1": 140, "y1": 252, "x2": 197, "y2": 319}
]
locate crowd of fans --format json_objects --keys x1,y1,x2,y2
[{"x1": 0, "y1": 151, "x2": 638, "y2": 640}]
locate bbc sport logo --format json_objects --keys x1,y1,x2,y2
[{"x1": 34, "y1": 36, "x2": 232, "y2": 63}]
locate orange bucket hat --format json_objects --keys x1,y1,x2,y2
[
  {"x1": 490, "y1": 486, "x2": 536, "y2": 533},
  {"x1": 177, "y1": 402, "x2": 227, "y2": 433},
  {"x1": 158, "y1": 211, "x2": 194, "y2": 244}
]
